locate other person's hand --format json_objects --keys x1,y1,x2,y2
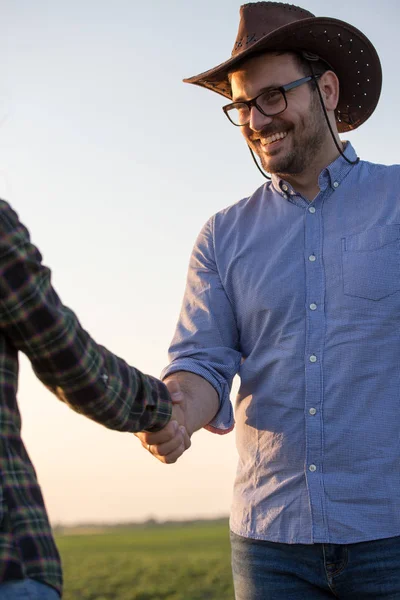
[{"x1": 135, "y1": 378, "x2": 191, "y2": 464}]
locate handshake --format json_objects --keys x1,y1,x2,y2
[{"x1": 135, "y1": 371, "x2": 219, "y2": 464}]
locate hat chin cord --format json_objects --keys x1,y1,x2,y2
[
  {"x1": 248, "y1": 63, "x2": 359, "y2": 181},
  {"x1": 248, "y1": 145, "x2": 272, "y2": 180},
  {"x1": 309, "y1": 62, "x2": 360, "y2": 168}
]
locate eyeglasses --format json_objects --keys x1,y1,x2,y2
[{"x1": 222, "y1": 74, "x2": 321, "y2": 127}]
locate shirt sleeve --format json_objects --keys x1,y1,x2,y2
[
  {"x1": 161, "y1": 216, "x2": 242, "y2": 434},
  {"x1": 0, "y1": 200, "x2": 171, "y2": 432}
]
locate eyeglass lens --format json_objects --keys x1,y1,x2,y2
[{"x1": 228, "y1": 89, "x2": 286, "y2": 125}]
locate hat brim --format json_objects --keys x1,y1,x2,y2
[{"x1": 183, "y1": 17, "x2": 382, "y2": 133}]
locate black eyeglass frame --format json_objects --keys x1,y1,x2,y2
[{"x1": 222, "y1": 74, "x2": 322, "y2": 126}]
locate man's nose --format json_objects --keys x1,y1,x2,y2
[{"x1": 249, "y1": 106, "x2": 274, "y2": 132}]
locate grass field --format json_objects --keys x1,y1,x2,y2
[{"x1": 56, "y1": 520, "x2": 234, "y2": 600}]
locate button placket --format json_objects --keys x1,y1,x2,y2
[{"x1": 304, "y1": 195, "x2": 327, "y2": 538}]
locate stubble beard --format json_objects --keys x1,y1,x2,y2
[{"x1": 256, "y1": 94, "x2": 327, "y2": 176}]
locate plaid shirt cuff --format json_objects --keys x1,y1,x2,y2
[{"x1": 142, "y1": 375, "x2": 172, "y2": 432}]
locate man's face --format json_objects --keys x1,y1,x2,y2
[{"x1": 230, "y1": 52, "x2": 329, "y2": 176}]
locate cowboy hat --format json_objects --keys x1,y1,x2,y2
[{"x1": 183, "y1": 2, "x2": 382, "y2": 133}]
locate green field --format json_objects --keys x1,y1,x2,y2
[{"x1": 56, "y1": 520, "x2": 234, "y2": 600}]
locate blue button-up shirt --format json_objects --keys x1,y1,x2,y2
[{"x1": 162, "y1": 143, "x2": 400, "y2": 544}]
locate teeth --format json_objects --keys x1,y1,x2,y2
[{"x1": 261, "y1": 131, "x2": 287, "y2": 145}]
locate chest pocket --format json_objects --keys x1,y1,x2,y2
[{"x1": 341, "y1": 226, "x2": 400, "y2": 300}]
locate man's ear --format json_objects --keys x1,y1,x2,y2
[{"x1": 318, "y1": 70, "x2": 340, "y2": 112}]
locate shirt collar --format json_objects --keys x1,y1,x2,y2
[{"x1": 271, "y1": 142, "x2": 359, "y2": 199}]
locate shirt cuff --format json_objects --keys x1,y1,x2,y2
[
  {"x1": 161, "y1": 359, "x2": 235, "y2": 434},
  {"x1": 143, "y1": 376, "x2": 173, "y2": 432}
]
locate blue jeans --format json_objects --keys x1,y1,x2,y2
[
  {"x1": 231, "y1": 532, "x2": 400, "y2": 599},
  {"x1": 0, "y1": 579, "x2": 60, "y2": 599}
]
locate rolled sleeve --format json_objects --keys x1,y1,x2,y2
[{"x1": 162, "y1": 216, "x2": 241, "y2": 434}]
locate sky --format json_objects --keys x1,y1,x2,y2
[{"x1": 0, "y1": 0, "x2": 397, "y2": 526}]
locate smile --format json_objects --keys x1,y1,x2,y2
[{"x1": 260, "y1": 131, "x2": 288, "y2": 145}]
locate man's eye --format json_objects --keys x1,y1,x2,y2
[{"x1": 262, "y1": 90, "x2": 281, "y2": 104}]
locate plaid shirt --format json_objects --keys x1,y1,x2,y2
[{"x1": 0, "y1": 199, "x2": 172, "y2": 595}]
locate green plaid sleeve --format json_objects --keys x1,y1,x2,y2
[{"x1": 0, "y1": 200, "x2": 171, "y2": 432}]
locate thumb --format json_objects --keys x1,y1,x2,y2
[{"x1": 165, "y1": 378, "x2": 184, "y2": 404}]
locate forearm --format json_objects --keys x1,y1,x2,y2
[
  {"x1": 44, "y1": 340, "x2": 172, "y2": 433},
  {"x1": 163, "y1": 371, "x2": 219, "y2": 435},
  {"x1": 0, "y1": 199, "x2": 171, "y2": 433}
]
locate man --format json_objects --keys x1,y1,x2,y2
[
  {"x1": 0, "y1": 199, "x2": 188, "y2": 599},
  {"x1": 137, "y1": 2, "x2": 400, "y2": 599}
]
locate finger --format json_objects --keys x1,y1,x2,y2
[
  {"x1": 135, "y1": 420, "x2": 179, "y2": 446},
  {"x1": 180, "y1": 426, "x2": 191, "y2": 450},
  {"x1": 149, "y1": 433, "x2": 186, "y2": 458},
  {"x1": 165, "y1": 378, "x2": 184, "y2": 404},
  {"x1": 153, "y1": 442, "x2": 187, "y2": 465}
]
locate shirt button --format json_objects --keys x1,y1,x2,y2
[
  {"x1": 309, "y1": 303, "x2": 317, "y2": 311},
  {"x1": 309, "y1": 355, "x2": 317, "y2": 363},
  {"x1": 333, "y1": 181, "x2": 339, "y2": 188},
  {"x1": 309, "y1": 464, "x2": 317, "y2": 472},
  {"x1": 309, "y1": 408, "x2": 317, "y2": 415},
  {"x1": 283, "y1": 193, "x2": 288, "y2": 199},
  {"x1": 308, "y1": 255, "x2": 316, "y2": 262},
  {"x1": 308, "y1": 206, "x2": 316, "y2": 213},
  {"x1": 282, "y1": 184, "x2": 289, "y2": 192}
]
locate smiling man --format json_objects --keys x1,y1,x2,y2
[
  {"x1": 136, "y1": 2, "x2": 400, "y2": 599},
  {"x1": 227, "y1": 51, "x2": 339, "y2": 199}
]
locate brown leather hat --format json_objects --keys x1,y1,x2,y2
[{"x1": 183, "y1": 2, "x2": 382, "y2": 133}]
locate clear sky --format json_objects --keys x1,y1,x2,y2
[{"x1": 0, "y1": 0, "x2": 397, "y2": 525}]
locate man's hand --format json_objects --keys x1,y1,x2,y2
[
  {"x1": 135, "y1": 378, "x2": 191, "y2": 464},
  {"x1": 135, "y1": 372, "x2": 219, "y2": 464}
]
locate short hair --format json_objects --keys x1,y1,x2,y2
[{"x1": 291, "y1": 51, "x2": 334, "y2": 81}]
